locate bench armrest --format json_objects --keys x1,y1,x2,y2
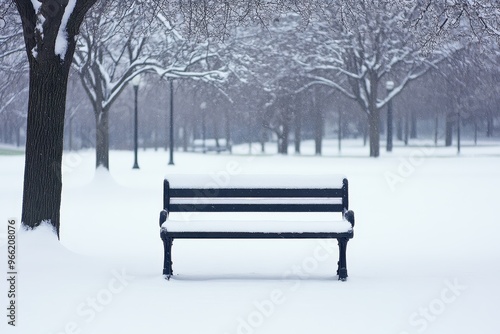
[
  {"x1": 344, "y1": 210, "x2": 355, "y2": 228},
  {"x1": 159, "y1": 210, "x2": 169, "y2": 227}
]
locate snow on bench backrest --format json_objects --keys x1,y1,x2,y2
[{"x1": 163, "y1": 174, "x2": 349, "y2": 213}]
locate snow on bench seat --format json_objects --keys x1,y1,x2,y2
[{"x1": 162, "y1": 219, "x2": 353, "y2": 233}]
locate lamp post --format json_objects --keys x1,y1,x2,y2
[
  {"x1": 200, "y1": 102, "x2": 207, "y2": 153},
  {"x1": 168, "y1": 79, "x2": 175, "y2": 165},
  {"x1": 386, "y1": 80, "x2": 394, "y2": 152},
  {"x1": 132, "y1": 75, "x2": 140, "y2": 169}
]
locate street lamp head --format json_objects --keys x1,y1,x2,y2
[
  {"x1": 386, "y1": 80, "x2": 395, "y2": 90},
  {"x1": 131, "y1": 75, "x2": 141, "y2": 87}
]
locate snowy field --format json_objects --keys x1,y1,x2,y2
[{"x1": 1, "y1": 139, "x2": 500, "y2": 334}]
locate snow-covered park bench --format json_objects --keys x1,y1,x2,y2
[
  {"x1": 190, "y1": 139, "x2": 231, "y2": 153},
  {"x1": 159, "y1": 175, "x2": 355, "y2": 280}
]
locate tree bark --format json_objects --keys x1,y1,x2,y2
[{"x1": 22, "y1": 59, "x2": 69, "y2": 234}]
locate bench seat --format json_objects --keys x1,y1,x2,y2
[{"x1": 162, "y1": 219, "x2": 353, "y2": 234}]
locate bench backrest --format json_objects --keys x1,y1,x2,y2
[{"x1": 163, "y1": 177, "x2": 349, "y2": 213}]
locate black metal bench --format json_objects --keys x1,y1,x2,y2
[{"x1": 159, "y1": 176, "x2": 355, "y2": 280}]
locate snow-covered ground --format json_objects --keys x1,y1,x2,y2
[{"x1": 1, "y1": 139, "x2": 500, "y2": 334}]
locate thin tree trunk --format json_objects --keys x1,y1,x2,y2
[
  {"x1": 182, "y1": 124, "x2": 189, "y2": 152},
  {"x1": 294, "y1": 110, "x2": 301, "y2": 154},
  {"x1": 363, "y1": 123, "x2": 367, "y2": 146},
  {"x1": 260, "y1": 127, "x2": 266, "y2": 153},
  {"x1": 7, "y1": 120, "x2": 13, "y2": 144},
  {"x1": 338, "y1": 109, "x2": 342, "y2": 153},
  {"x1": 474, "y1": 117, "x2": 478, "y2": 145},
  {"x1": 368, "y1": 109, "x2": 380, "y2": 157},
  {"x1": 225, "y1": 109, "x2": 231, "y2": 153},
  {"x1": 213, "y1": 115, "x2": 220, "y2": 153},
  {"x1": 404, "y1": 110, "x2": 409, "y2": 146},
  {"x1": 95, "y1": 109, "x2": 110, "y2": 169},
  {"x1": 410, "y1": 110, "x2": 417, "y2": 139},
  {"x1": 434, "y1": 112, "x2": 439, "y2": 146},
  {"x1": 314, "y1": 107, "x2": 323, "y2": 155},
  {"x1": 457, "y1": 111, "x2": 461, "y2": 154},
  {"x1": 16, "y1": 125, "x2": 21, "y2": 147},
  {"x1": 69, "y1": 116, "x2": 74, "y2": 151},
  {"x1": 1, "y1": 119, "x2": 5, "y2": 143},
  {"x1": 486, "y1": 108, "x2": 493, "y2": 137},
  {"x1": 445, "y1": 112, "x2": 453, "y2": 147},
  {"x1": 280, "y1": 120, "x2": 289, "y2": 155},
  {"x1": 396, "y1": 113, "x2": 403, "y2": 141}
]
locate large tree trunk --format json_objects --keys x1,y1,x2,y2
[
  {"x1": 17, "y1": 0, "x2": 97, "y2": 236},
  {"x1": 22, "y1": 59, "x2": 70, "y2": 235},
  {"x1": 368, "y1": 109, "x2": 380, "y2": 157},
  {"x1": 95, "y1": 109, "x2": 110, "y2": 169}
]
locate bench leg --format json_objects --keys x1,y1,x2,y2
[
  {"x1": 162, "y1": 236, "x2": 174, "y2": 279},
  {"x1": 337, "y1": 237, "x2": 349, "y2": 281}
]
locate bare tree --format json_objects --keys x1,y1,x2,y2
[
  {"x1": 73, "y1": 2, "x2": 228, "y2": 169},
  {"x1": 297, "y1": 1, "x2": 460, "y2": 157}
]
